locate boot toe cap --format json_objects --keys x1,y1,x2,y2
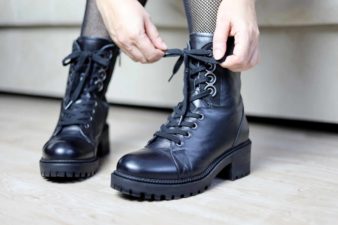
[
  {"x1": 116, "y1": 148, "x2": 178, "y2": 180},
  {"x1": 42, "y1": 138, "x2": 95, "y2": 160}
]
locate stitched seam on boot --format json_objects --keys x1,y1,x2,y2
[{"x1": 232, "y1": 106, "x2": 245, "y2": 147}]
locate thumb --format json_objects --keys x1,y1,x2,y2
[
  {"x1": 144, "y1": 16, "x2": 167, "y2": 50},
  {"x1": 213, "y1": 11, "x2": 230, "y2": 60}
]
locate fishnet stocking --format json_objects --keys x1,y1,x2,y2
[
  {"x1": 81, "y1": 0, "x2": 148, "y2": 40},
  {"x1": 183, "y1": 0, "x2": 222, "y2": 34}
]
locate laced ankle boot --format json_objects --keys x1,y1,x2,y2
[
  {"x1": 111, "y1": 33, "x2": 251, "y2": 200},
  {"x1": 40, "y1": 37, "x2": 119, "y2": 179}
]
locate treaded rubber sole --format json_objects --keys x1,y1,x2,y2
[
  {"x1": 39, "y1": 158, "x2": 100, "y2": 179},
  {"x1": 111, "y1": 140, "x2": 251, "y2": 200}
]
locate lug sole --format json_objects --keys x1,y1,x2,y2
[
  {"x1": 111, "y1": 140, "x2": 251, "y2": 200},
  {"x1": 39, "y1": 158, "x2": 100, "y2": 179}
]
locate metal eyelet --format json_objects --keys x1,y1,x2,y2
[
  {"x1": 94, "y1": 102, "x2": 98, "y2": 107},
  {"x1": 90, "y1": 117, "x2": 93, "y2": 121},
  {"x1": 206, "y1": 73, "x2": 217, "y2": 84},
  {"x1": 98, "y1": 84, "x2": 104, "y2": 92},
  {"x1": 192, "y1": 123, "x2": 198, "y2": 129},
  {"x1": 95, "y1": 79, "x2": 103, "y2": 86},
  {"x1": 94, "y1": 79, "x2": 104, "y2": 91},
  {"x1": 92, "y1": 109, "x2": 96, "y2": 114},
  {"x1": 176, "y1": 141, "x2": 183, "y2": 147},
  {"x1": 197, "y1": 114, "x2": 205, "y2": 121},
  {"x1": 107, "y1": 52, "x2": 113, "y2": 60},
  {"x1": 184, "y1": 132, "x2": 191, "y2": 138},
  {"x1": 102, "y1": 74, "x2": 107, "y2": 81},
  {"x1": 205, "y1": 85, "x2": 217, "y2": 97},
  {"x1": 98, "y1": 69, "x2": 107, "y2": 81},
  {"x1": 204, "y1": 71, "x2": 217, "y2": 88},
  {"x1": 84, "y1": 124, "x2": 90, "y2": 129},
  {"x1": 206, "y1": 63, "x2": 216, "y2": 72}
]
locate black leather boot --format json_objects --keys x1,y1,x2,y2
[
  {"x1": 111, "y1": 33, "x2": 251, "y2": 200},
  {"x1": 40, "y1": 37, "x2": 119, "y2": 179}
]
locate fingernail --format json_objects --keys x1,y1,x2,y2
[
  {"x1": 158, "y1": 38, "x2": 167, "y2": 49},
  {"x1": 214, "y1": 49, "x2": 223, "y2": 60}
]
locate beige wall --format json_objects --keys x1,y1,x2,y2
[{"x1": 0, "y1": 0, "x2": 337, "y2": 123}]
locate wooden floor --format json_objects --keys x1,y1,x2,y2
[{"x1": 0, "y1": 95, "x2": 337, "y2": 225}]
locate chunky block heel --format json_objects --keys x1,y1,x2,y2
[
  {"x1": 97, "y1": 124, "x2": 110, "y2": 157},
  {"x1": 218, "y1": 142, "x2": 251, "y2": 181}
]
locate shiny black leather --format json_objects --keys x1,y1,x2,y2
[
  {"x1": 115, "y1": 33, "x2": 249, "y2": 180},
  {"x1": 41, "y1": 37, "x2": 119, "y2": 165}
]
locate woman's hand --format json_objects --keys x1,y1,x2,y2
[
  {"x1": 213, "y1": 0, "x2": 260, "y2": 72},
  {"x1": 96, "y1": 0, "x2": 167, "y2": 63}
]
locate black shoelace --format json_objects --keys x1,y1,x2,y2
[
  {"x1": 58, "y1": 45, "x2": 114, "y2": 127},
  {"x1": 154, "y1": 47, "x2": 218, "y2": 145}
]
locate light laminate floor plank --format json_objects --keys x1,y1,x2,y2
[{"x1": 0, "y1": 95, "x2": 337, "y2": 225}]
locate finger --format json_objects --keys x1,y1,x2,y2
[
  {"x1": 113, "y1": 35, "x2": 145, "y2": 62},
  {"x1": 135, "y1": 33, "x2": 164, "y2": 63},
  {"x1": 220, "y1": 55, "x2": 242, "y2": 71},
  {"x1": 213, "y1": 11, "x2": 230, "y2": 60},
  {"x1": 232, "y1": 30, "x2": 251, "y2": 63},
  {"x1": 221, "y1": 53, "x2": 255, "y2": 72},
  {"x1": 249, "y1": 49, "x2": 260, "y2": 68},
  {"x1": 221, "y1": 30, "x2": 250, "y2": 70},
  {"x1": 122, "y1": 44, "x2": 147, "y2": 63},
  {"x1": 245, "y1": 36, "x2": 260, "y2": 68},
  {"x1": 242, "y1": 40, "x2": 257, "y2": 68},
  {"x1": 144, "y1": 16, "x2": 167, "y2": 50}
]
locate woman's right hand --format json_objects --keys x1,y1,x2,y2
[{"x1": 96, "y1": 0, "x2": 167, "y2": 63}]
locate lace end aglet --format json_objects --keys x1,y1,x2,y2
[
  {"x1": 164, "y1": 51, "x2": 170, "y2": 58},
  {"x1": 168, "y1": 73, "x2": 175, "y2": 82}
]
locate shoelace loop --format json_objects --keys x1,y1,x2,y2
[
  {"x1": 59, "y1": 45, "x2": 114, "y2": 127},
  {"x1": 62, "y1": 46, "x2": 113, "y2": 109},
  {"x1": 154, "y1": 48, "x2": 218, "y2": 144}
]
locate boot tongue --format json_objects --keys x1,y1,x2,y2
[
  {"x1": 189, "y1": 33, "x2": 213, "y2": 49},
  {"x1": 76, "y1": 36, "x2": 112, "y2": 51}
]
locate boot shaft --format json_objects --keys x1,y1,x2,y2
[
  {"x1": 53, "y1": 37, "x2": 119, "y2": 137},
  {"x1": 188, "y1": 33, "x2": 242, "y2": 108},
  {"x1": 63, "y1": 37, "x2": 119, "y2": 107},
  {"x1": 76, "y1": 37, "x2": 120, "y2": 96}
]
